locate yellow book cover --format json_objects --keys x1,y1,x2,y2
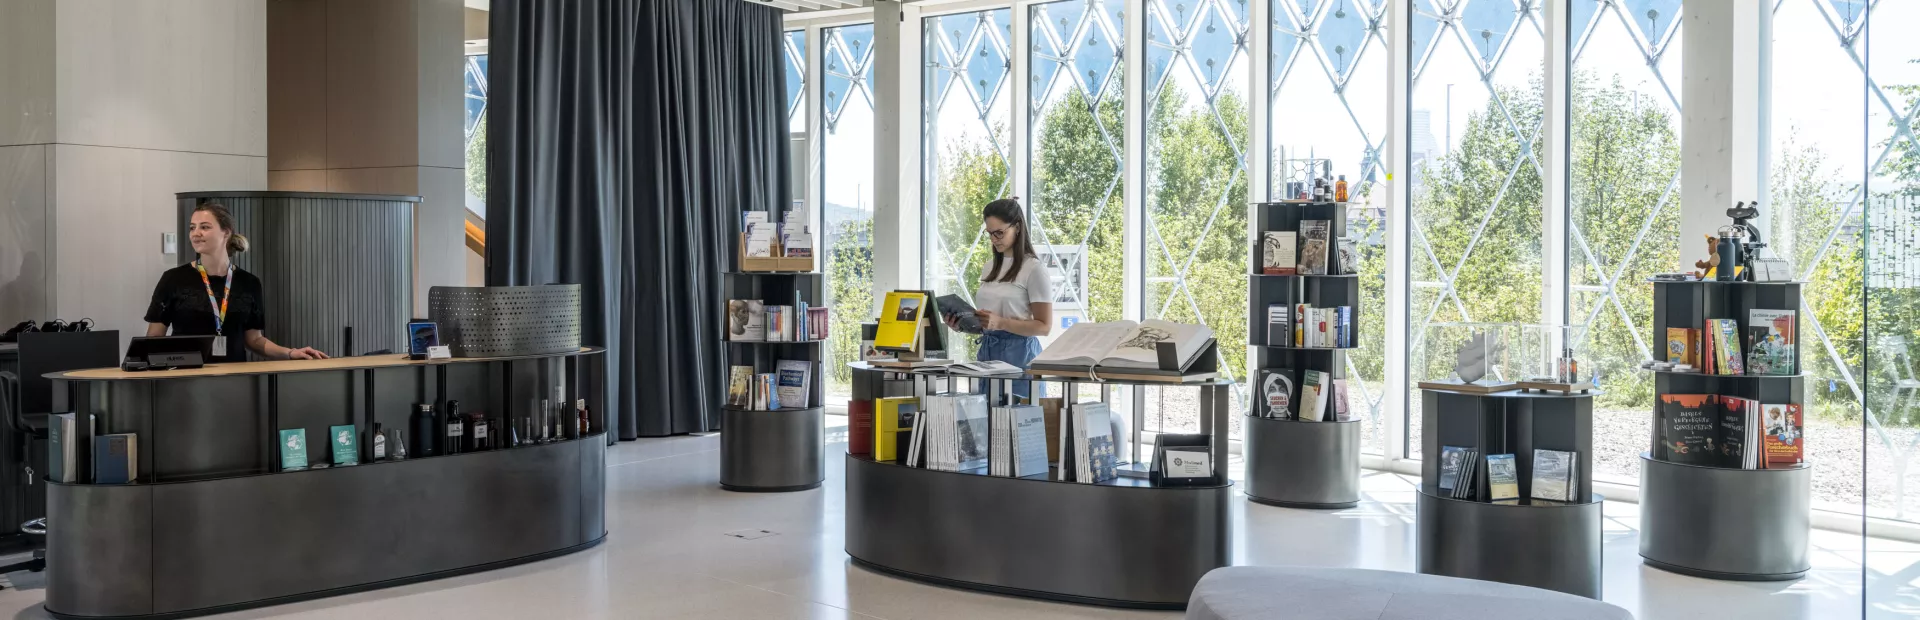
[
  {"x1": 1666, "y1": 328, "x2": 1693, "y2": 365},
  {"x1": 875, "y1": 291, "x2": 928, "y2": 351},
  {"x1": 874, "y1": 396, "x2": 920, "y2": 462}
]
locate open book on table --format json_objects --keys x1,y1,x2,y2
[{"x1": 1031, "y1": 320, "x2": 1215, "y2": 372}]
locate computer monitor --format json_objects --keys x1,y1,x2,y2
[{"x1": 122, "y1": 335, "x2": 216, "y2": 371}]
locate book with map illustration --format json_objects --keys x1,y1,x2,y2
[{"x1": 1030, "y1": 320, "x2": 1215, "y2": 372}]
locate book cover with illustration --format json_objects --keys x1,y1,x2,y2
[
  {"x1": 1485, "y1": 454, "x2": 1519, "y2": 503},
  {"x1": 1298, "y1": 220, "x2": 1331, "y2": 275},
  {"x1": 1261, "y1": 231, "x2": 1297, "y2": 275},
  {"x1": 1666, "y1": 327, "x2": 1694, "y2": 365},
  {"x1": 1746, "y1": 309, "x2": 1797, "y2": 376},
  {"x1": 1718, "y1": 396, "x2": 1752, "y2": 469},
  {"x1": 727, "y1": 299, "x2": 766, "y2": 341},
  {"x1": 1711, "y1": 319, "x2": 1745, "y2": 375},
  {"x1": 1659, "y1": 394, "x2": 1718, "y2": 464},
  {"x1": 1762, "y1": 403, "x2": 1803, "y2": 467},
  {"x1": 726, "y1": 365, "x2": 752, "y2": 407},
  {"x1": 330, "y1": 424, "x2": 359, "y2": 466},
  {"x1": 1259, "y1": 370, "x2": 1294, "y2": 419}
]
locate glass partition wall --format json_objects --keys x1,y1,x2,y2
[{"x1": 782, "y1": 3, "x2": 1900, "y2": 611}]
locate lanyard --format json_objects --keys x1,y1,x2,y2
[{"x1": 194, "y1": 261, "x2": 234, "y2": 335}]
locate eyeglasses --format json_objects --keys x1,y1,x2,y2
[{"x1": 985, "y1": 224, "x2": 1017, "y2": 240}]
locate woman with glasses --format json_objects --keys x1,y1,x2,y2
[{"x1": 948, "y1": 198, "x2": 1052, "y2": 402}]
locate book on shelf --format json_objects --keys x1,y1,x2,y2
[
  {"x1": 1266, "y1": 304, "x2": 1291, "y2": 347},
  {"x1": 1719, "y1": 395, "x2": 1758, "y2": 469},
  {"x1": 1658, "y1": 394, "x2": 1717, "y2": 465},
  {"x1": 331, "y1": 424, "x2": 359, "y2": 466},
  {"x1": 1451, "y1": 448, "x2": 1480, "y2": 500},
  {"x1": 727, "y1": 299, "x2": 766, "y2": 341},
  {"x1": 754, "y1": 373, "x2": 781, "y2": 410},
  {"x1": 1334, "y1": 238, "x2": 1358, "y2": 275},
  {"x1": 1763, "y1": 403, "x2": 1803, "y2": 467},
  {"x1": 1485, "y1": 454, "x2": 1519, "y2": 504},
  {"x1": 795, "y1": 299, "x2": 808, "y2": 341},
  {"x1": 1332, "y1": 379, "x2": 1350, "y2": 421},
  {"x1": 1030, "y1": 320, "x2": 1214, "y2": 372},
  {"x1": 906, "y1": 400, "x2": 927, "y2": 468},
  {"x1": 1011, "y1": 404, "x2": 1049, "y2": 478},
  {"x1": 1068, "y1": 401, "x2": 1118, "y2": 483},
  {"x1": 955, "y1": 394, "x2": 990, "y2": 472},
  {"x1": 1746, "y1": 309, "x2": 1797, "y2": 376},
  {"x1": 1258, "y1": 370, "x2": 1294, "y2": 419},
  {"x1": 809, "y1": 307, "x2": 831, "y2": 340},
  {"x1": 1298, "y1": 220, "x2": 1331, "y2": 275},
  {"x1": 1666, "y1": 327, "x2": 1694, "y2": 365},
  {"x1": 848, "y1": 400, "x2": 874, "y2": 455},
  {"x1": 765, "y1": 305, "x2": 786, "y2": 342},
  {"x1": 1438, "y1": 446, "x2": 1466, "y2": 493},
  {"x1": 992, "y1": 405, "x2": 1008, "y2": 476},
  {"x1": 1261, "y1": 231, "x2": 1297, "y2": 275},
  {"x1": 781, "y1": 222, "x2": 813, "y2": 258},
  {"x1": 860, "y1": 322, "x2": 888, "y2": 361},
  {"x1": 1039, "y1": 397, "x2": 1064, "y2": 463},
  {"x1": 1708, "y1": 318, "x2": 1744, "y2": 375},
  {"x1": 775, "y1": 360, "x2": 812, "y2": 409},
  {"x1": 874, "y1": 396, "x2": 918, "y2": 462},
  {"x1": 876, "y1": 291, "x2": 929, "y2": 351},
  {"x1": 1531, "y1": 449, "x2": 1577, "y2": 503},
  {"x1": 1299, "y1": 370, "x2": 1332, "y2": 421},
  {"x1": 279, "y1": 428, "x2": 308, "y2": 471},
  {"x1": 726, "y1": 366, "x2": 752, "y2": 407},
  {"x1": 1293, "y1": 303, "x2": 1308, "y2": 347},
  {"x1": 49, "y1": 413, "x2": 90, "y2": 484},
  {"x1": 94, "y1": 434, "x2": 138, "y2": 484}
]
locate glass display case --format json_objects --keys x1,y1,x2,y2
[{"x1": 1419, "y1": 323, "x2": 1589, "y2": 387}]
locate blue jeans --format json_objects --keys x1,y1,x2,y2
[{"x1": 977, "y1": 330, "x2": 1043, "y2": 404}]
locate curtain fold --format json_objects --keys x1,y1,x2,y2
[{"x1": 489, "y1": 0, "x2": 788, "y2": 438}]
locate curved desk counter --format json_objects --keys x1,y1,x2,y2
[
  {"x1": 44, "y1": 349, "x2": 608, "y2": 619},
  {"x1": 844, "y1": 362, "x2": 1233, "y2": 609}
]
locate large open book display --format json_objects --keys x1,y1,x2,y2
[{"x1": 1026, "y1": 320, "x2": 1219, "y2": 383}]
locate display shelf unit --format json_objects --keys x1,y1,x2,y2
[
  {"x1": 1243, "y1": 201, "x2": 1361, "y2": 509},
  {"x1": 718, "y1": 271, "x2": 825, "y2": 492},
  {"x1": 1416, "y1": 389, "x2": 1603, "y2": 599},
  {"x1": 843, "y1": 362, "x2": 1231, "y2": 609},
  {"x1": 1639, "y1": 280, "x2": 1810, "y2": 581}
]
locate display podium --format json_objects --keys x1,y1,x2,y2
[
  {"x1": 1243, "y1": 200, "x2": 1363, "y2": 508},
  {"x1": 843, "y1": 362, "x2": 1231, "y2": 609},
  {"x1": 1415, "y1": 389, "x2": 1604, "y2": 598},
  {"x1": 1638, "y1": 280, "x2": 1810, "y2": 580}
]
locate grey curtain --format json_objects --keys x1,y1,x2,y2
[{"x1": 488, "y1": 0, "x2": 789, "y2": 438}]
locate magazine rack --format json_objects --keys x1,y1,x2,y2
[
  {"x1": 1025, "y1": 338, "x2": 1220, "y2": 383},
  {"x1": 1243, "y1": 200, "x2": 1363, "y2": 509},
  {"x1": 1414, "y1": 388, "x2": 1604, "y2": 598},
  {"x1": 842, "y1": 362, "x2": 1232, "y2": 609},
  {"x1": 717, "y1": 266, "x2": 826, "y2": 492},
  {"x1": 736, "y1": 232, "x2": 815, "y2": 272},
  {"x1": 1638, "y1": 280, "x2": 1810, "y2": 580}
]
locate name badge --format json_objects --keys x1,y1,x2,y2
[{"x1": 213, "y1": 336, "x2": 228, "y2": 358}]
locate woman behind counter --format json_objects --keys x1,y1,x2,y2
[{"x1": 145, "y1": 202, "x2": 329, "y2": 363}]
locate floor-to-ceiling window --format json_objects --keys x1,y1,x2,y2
[
  {"x1": 1406, "y1": 0, "x2": 1547, "y2": 458},
  {"x1": 464, "y1": 53, "x2": 488, "y2": 219},
  {"x1": 1567, "y1": 0, "x2": 1683, "y2": 486},
  {"x1": 1270, "y1": 0, "x2": 1389, "y2": 453},
  {"x1": 1140, "y1": 0, "x2": 1251, "y2": 438},
  {"x1": 923, "y1": 8, "x2": 1015, "y2": 364},
  {"x1": 822, "y1": 23, "x2": 877, "y2": 403},
  {"x1": 786, "y1": 30, "x2": 807, "y2": 133},
  {"x1": 1028, "y1": 0, "x2": 1126, "y2": 331}
]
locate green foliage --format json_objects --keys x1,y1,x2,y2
[
  {"x1": 1145, "y1": 81, "x2": 1249, "y2": 380},
  {"x1": 1031, "y1": 78, "x2": 1128, "y2": 325},
  {"x1": 1771, "y1": 137, "x2": 1865, "y2": 420},
  {"x1": 826, "y1": 218, "x2": 873, "y2": 393},
  {"x1": 1569, "y1": 73, "x2": 1682, "y2": 408},
  {"x1": 465, "y1": 120, "x2": 486, "y2": 202},
  {"x1": 926, "y1": 121, "x2": 1010, "y2": 361}
]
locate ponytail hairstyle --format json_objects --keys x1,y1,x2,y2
[
  {"x1": 981, "y1": 198, "x2": 1035, "y2": 284},
  {"x1": 193, "y1": 202, "x2": 249, "y2": 255}
]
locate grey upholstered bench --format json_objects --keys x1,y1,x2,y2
[{"x1": 1186, "y1": 566, "x2": 1634, "y2": 620}]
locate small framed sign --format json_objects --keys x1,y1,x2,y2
[{"x1": 407, "y1": 322, "x2": 440, "y2": 360}]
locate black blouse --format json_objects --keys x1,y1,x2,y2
[{"x1": 144, "y1": 263, "x2": 267, "y2": 363}]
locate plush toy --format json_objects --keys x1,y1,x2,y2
[{"x1": 1695, "y1": 235, "x2": 1719, "y2": 279}]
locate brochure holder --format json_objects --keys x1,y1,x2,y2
[
  {"x1": 737, "y1": 233, "x2": 815, "y2": 272},
  {"x1": 1148, "y1": 433, "x2": 1220, "y2": 487}
]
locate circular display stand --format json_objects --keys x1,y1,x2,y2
[
  {"x1": 1638, "y1": 455, "x2": 1810, "y2": 581},
  {"x1": 1243, "y1": 415, "x2": 1361, "y2": 509},
  {"x1": 1415, "y1": 488, "x2": 1605, "y2": 599},
  {"x1": 719, "y1": 406, "x2": 825, "y2": 492}
]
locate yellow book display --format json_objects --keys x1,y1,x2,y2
[
  {"x1": 874, "y1": 396, "x2": 920, "y2": 462},
  {"x1": 875, "y1": 291, "x2": 929, "y2": 351}
]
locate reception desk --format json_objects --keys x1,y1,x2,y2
[{"x1": 43, "y1": 348, "x2": 607, "y2": 619}]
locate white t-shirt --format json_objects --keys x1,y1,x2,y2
[{"x1": 976, "y1": 256, "x2": 1054, "y2": 321}]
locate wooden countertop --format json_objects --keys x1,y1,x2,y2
[{"x1": 48, "y1": 347, "x2": 604, "y2": 381}]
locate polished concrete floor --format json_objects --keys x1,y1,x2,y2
[{"x1": 0, "y1": 434, "x2": 1902, "y2": 619}]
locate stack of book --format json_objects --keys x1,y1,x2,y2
[
  {"x1": 991, "y1": 404, "x2": 1050, "y2": 478},
  {"x1": 726, "y1": 364, "x2": 809, "y2": 410},
  {"x1": 1531, "y1": 449, "x2": 1579, "y2": 503},
  {"x1": 1438, "y1": 446, "x2": 1480, "y2": 500},
  {"x1": 1058, "y1": 401, "x2": 1118, "y2": 483},
  {"x1": 1659, "y1": 394, "x2": 1801, "y2": 468},
  {"x1": 1264, "y1": 304, "x2": 1354, "y2": 348},
  {"x1": 907, "y1": 394, "x2": 989, "y2": 472}
]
